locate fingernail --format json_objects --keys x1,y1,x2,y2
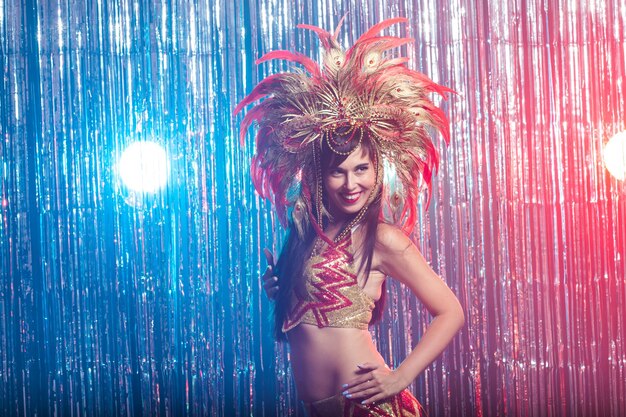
[
  {"x1": 345, "y1": 394, "x2": 352, "y2": 398},
  {"x1": 342, "y1": 384, "x2": 348, "y2": 388},
  {"x1": 273, "y1": 277, "x2": 278, "y2": 281},
  {"x1": 361, "y1": 400, "x2": 366, "y2": 405}
]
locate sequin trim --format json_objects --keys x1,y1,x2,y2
[{"x1": 303, "y1": 389, "x2": 422, "y2": 417}]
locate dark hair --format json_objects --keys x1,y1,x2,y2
[{"x1": 272, "y1": 139, "x2": 386, "y2": 340}]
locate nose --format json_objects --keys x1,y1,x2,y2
[{"x1": 344, "y1": 172, "x2": 356, "y2": 190}]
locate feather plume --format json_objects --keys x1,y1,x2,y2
[
  {"x1": 297, "y1": 24, "x2": 338, "y2": 51},
  {"x1": 352, "y1": 17, "x2": 408, "y2": 46},
  {"x1": 256, "y1": 50, "x2": 321, "y2": 77}
]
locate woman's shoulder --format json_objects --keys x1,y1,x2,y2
[{"x1": 374, "y1": 223, "x2": 413, "y2": 254}]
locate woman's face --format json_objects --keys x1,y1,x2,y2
[{"x1": 323, "y1": 146, "x2": 377, "y2": 218}]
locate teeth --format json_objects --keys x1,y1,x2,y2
[{"x1": 343, "y1": 193, "x2": 360, "y2": 202}]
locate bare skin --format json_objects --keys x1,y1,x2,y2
[{"x1": 261, "y1": 148, "x2": 465, "y2": 404}]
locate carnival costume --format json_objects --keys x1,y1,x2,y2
[
  {"x1": 282, "y1": 230, "x2": 376, "y2": 332},
  {"x1": 236, "y1": 16, "x2": 452, "y2": 417}
]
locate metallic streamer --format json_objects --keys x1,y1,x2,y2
[{"x1": 1, "y1": 0, "x2": 625, "y2": 416}]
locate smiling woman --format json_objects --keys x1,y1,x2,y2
[{"x1": 237, "y1": 17, "x2": 464, "y2": 416}]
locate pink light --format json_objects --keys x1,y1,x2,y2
[{"x1": 603, "y1": 131, "x2": 626, "y2": 180}]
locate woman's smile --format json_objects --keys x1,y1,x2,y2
[{"x1": 339, "y1": 191, "x2": 362, "y2": 204}]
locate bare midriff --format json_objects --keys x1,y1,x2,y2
[{"x1": 286, "y1": 323, "x2": 387, "y2": 402}]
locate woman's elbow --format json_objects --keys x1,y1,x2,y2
[
  {"x1": 434, "y1": 298, "x2": 465, "y2": 332},
  {"x1": 452, "y1": 301, "x2": 465, "y2": 331}
]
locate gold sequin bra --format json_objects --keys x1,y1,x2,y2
[{"x1": 282, "y1": 232, "x2": 376, "y2": 332}]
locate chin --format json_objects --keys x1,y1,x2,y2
[{"x1": 338, "y1": 207, "x2": 362, "y2": 216}]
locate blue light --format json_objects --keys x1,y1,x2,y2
[{"x1": 117, "y1": 141, "x2": 170, "y2": 193}]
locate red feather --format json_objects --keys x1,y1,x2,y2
[
  {"x1": 234, "y1": 73, "x2": 294, "y2": 115},
  {"x1": 350, "y1": 17, "x2": 408, "y2": 50},
  {"x1": 377, "y1": 66, "x2": 456, "y2": 98},
  {"x1": 249, "y1": 156, "x2": 265, "y2": 197},
  {"x1": 239, "y1": 102, "x2": 268, "y2": 144},
  {"x1": 297, "y1": 15, "x2": 347, "y2": 50},
  {"x1": 419, "y1": 102, "x2": 451, "y2": 144},
  {"x1": 256, "y1": 50, "x2": 321, "y2": 77},
  {"x1": 297, "y1": 24, "x2": 335, "y2": 50},
  {"x1": 333, "y1": 15, "x2": 347, "y2": 40},
  {"x1": 346, "y1": 36, "x2": 414, "y2": 65}
]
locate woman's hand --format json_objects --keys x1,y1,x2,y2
[
  {"x1": 261, "y1": 248, "x2": 279, "y2": 300},
  {"x1": 341, "y1": 363, "x2": 408, "y2": 405}
]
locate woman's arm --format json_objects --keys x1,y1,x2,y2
[{"x1": 343, "y1": 224, "x2": 465, "y2": 404}]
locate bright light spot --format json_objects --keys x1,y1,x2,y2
[
  {"x1": 118, "y1": 141, "x2": 169, "y2": 193},
  {"x1": 603, "y1": 131, "x2": 626, "y2": 181}
]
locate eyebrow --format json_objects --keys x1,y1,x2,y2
[{"x1": 331, "y1": 163, "x2": 370, "y2": 172}]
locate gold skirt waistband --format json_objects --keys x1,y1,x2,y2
[{"x1": 302, "y1": 389, "x2": 422, "y2": 417}]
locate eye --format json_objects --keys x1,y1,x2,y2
[{"x1": 355, "y1": 165, "x2": 370, "y2": 173}]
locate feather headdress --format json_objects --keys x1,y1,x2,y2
[{"x1": 235, "y1": 17, "x2": 453, "y2": 238}]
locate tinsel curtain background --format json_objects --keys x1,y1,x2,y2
[{"x1": 1, "y1": 0, "x2": 625, "y2": 416}]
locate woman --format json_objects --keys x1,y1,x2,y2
[{"x1": 236, "y1": 17, "x2": 464, "y2": 416}]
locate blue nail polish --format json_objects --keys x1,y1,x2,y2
[
  {"x1": 342, "y1": 384, "x2": 348, "y2": 388},
  {"x1": 346, "y1": 394, "x2": 352, "y2": 399}
]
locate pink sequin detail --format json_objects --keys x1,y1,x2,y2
[{"x1": 283, "y1": 234, "x2": 358, "y2": 330}]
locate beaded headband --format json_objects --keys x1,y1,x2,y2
[{"x1": 235, "y1": 17, "x2": 453, "y2": 241}]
